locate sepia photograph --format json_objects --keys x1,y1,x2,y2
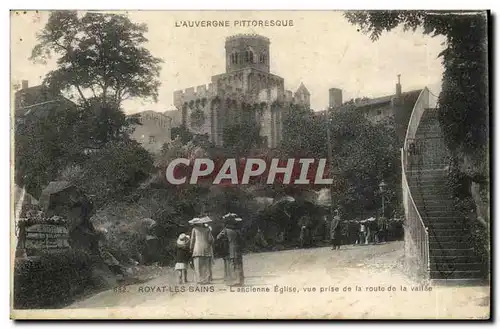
[{"x1": 10, "y1": 9, "x2": 490, "y2": 319}]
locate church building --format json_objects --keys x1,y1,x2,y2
[{"x1": 173, "y1": 34, "x2": 310, "y2": 148}]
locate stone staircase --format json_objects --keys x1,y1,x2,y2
[{"x1": 406, "y1": 109, "x2": 485, "y2": 280}]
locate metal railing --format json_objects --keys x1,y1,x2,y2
[{"x1": 401, "y1": 87, "x2": 430, "y2": 277}]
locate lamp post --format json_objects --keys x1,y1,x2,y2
[{"x1": 379, "y1": 180, "x2": 387, "y2": 217}]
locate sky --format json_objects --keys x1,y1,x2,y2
[{"x1": 10, "y1": 10, "x2": 445, "y2": 114}]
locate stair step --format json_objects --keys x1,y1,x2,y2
[
  {"x1": 421, "y1": 213, "x2": 459, "y2": 219},
  {"x1": 427, "y1": 227, "x2": 469, "y2": 236},
  {"x1": 414, "y1": 205, "x2": 456, "y2": 211},
  {"x1": 407, "y1": 170, "x2": 447, "y2": 175},
  {"x1": 429, "y1": 242, "x2": 470, "y2": 250},
  {"x1": 411, "y1": 195, "x2": 454, "y2": 200},
  {"x1": 424, "y1": 221, "x2": 466, "y2": 226},
  {"x1": 418, "y1": 209, "x2": 457, "y2": 214},
  {"x1": 430, "y1": 262, "x2": 484, "y2": 271},
  {"x1": 426, "y1": 222, "x2": 465, "y2": 229},
  {"x1": 408, "y1": 187, "x2": 450, "y2": 192},
  {"x1": 407, "y1": 177, "x2": 448, "y2": 182},
  {"x1": 411, "y1": 193, "x2": 452, "y2": 197},
  {"x1": 431, "y1": 255, "x2": 479, "y2": 262},
  {"x1": 422, "y1": 216, "x2": 463, "y2": 220},
  {"x1": 430, "y1": 248, "x2": 477, "y2": 257},
  {"x1": 408, "y1": 186, "x2": 448, "y2": 190},
  {"x1": 412, "y1": 197, "x2": 452, "y2": 202},
  {"x1": 428, "y1": 236, "x2": 471, "y2": 243},
  {"x1": 415, "y1": 133, "x2": 443, "y2": 139},
  {"x1": 430, "y1": 270, "x2": 484, "y2": 280}
]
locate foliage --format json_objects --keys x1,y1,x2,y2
[
  {"x1": 345, "y1": 11, "x2": 489, "y2": 179},
  {"x1": 280, "y1": 104, "x2": 327, "y2": 157},
  {"x1": 446, "y1": 158, "x2": 489, "y2": 273},
  {"x1": 328, "y1": 109, "x2": 400, "y2": 219},
  {"x1": 15, "y1": 105, "x2": 85, "y2": 198},
  {"x1": 69, "y1": 139, "x2": 154, "y2": 207},
  {"x1": 13, "y1": 249, "x2": 102, "y2": 309},
  {"x1": 280, "y1": 106, "x2": 400, "y2": 220},
  {"x1": 76, "y1": 97, "x2": 140, "y2": 149},
  {"x1": 170, "y1": 125, "x2": 194, "y2": 144},
  {"x1": 30, "y1": 11, "x2": 162, "y2": 107},
  {"x1": 18, "y1": 11, "x2": 162, "y2": 198},
  {"x1": 15, "y1": 101, "x2": 147, "y2": 200},
  {"x1": 222, "y1": 122, "x2": 262, "y2": 156},
  {"x1": 189, "y1": 109, "x2": 206, "y2": 129}
]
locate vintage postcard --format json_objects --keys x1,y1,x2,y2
[{"x1": 10, "y1": 10, "x2": 490, "y2": 319}]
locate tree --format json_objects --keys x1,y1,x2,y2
[
  {"x1": 30, "y1": 11, "x2": 163, "y2": 107},
  {"x1": 280, "y1": 104, "x2": 327, "y2": 158},
  {"x1": 345, "y1": 11, "x2": 488, "y2": 180},
  {"x1": 68, "y1": 139, "x2": 154, "y2": 207},
  {"x1": 75, "y1": 97, "x2": 140, "y2": 150},
  {"x1": 328, "y1": 109, "x2": 401, "y2": 219},
  {"x1": 223, "y1": 122, "x2": 262, "y2": 157},
  {"x1": 15, "y1": 104, "x2": 85, "y2": 197},
  {"x1": 171, "y1": 125, "x2": 194, "y2": 145}
]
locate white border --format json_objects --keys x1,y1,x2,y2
[{"x1": 2, "y1": 1, "x2": 497, "y2": 328}]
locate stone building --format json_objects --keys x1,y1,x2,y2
[
  {"x1": 173, "y1": 34, "x2": 310, "y2": 148},
  {"x1": 14, "y1": 80, "x2": 77, "y2": 122},
  {"x1": 327, "y1": 76, "x2": 423, "y2": 144},
  {"x1": 129, "y1": 110, "x2": 172, "y2": 154}
]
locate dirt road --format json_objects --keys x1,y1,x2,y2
[{"x1": 63, "y1": 241, "x2": 489, "y2": 319}]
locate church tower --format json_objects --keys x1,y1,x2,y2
[
  {"x1": 174, "y1": 34, "x2": 307, "y2": 149},
  {"x1": 225, "y1": 34, "x2": 271, "y2": 73}
]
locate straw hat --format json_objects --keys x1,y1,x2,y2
[
  {"x1": 177, "y1": 233, "x2": 190, "y2": 246},
  {"x1": 188, "y1": 216, "x2": 213, "y2": 225}
]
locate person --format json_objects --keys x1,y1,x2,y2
[
  {"x1": 359, "y1": 223, "x2": 366, "y2": 245},
  {"x1": 204, "y1": 223, "x2": 214, "y2": 281},
  {"x1": 330, "y1": 212, "x2": 341, "y2": 250},
  {"x1": 217, "y1": 216, "x2": 244, "y2": 286},
  {"x1": 189, "y1": 217, "x2": 214, "y2": 284},
  {"x1": 175, "y1": 233, "x2": 191, "y2": 284},
  {"x1": 96, "y1": 228, "x2": 124, "y2": 277},
  {"x1": 299, "y1": 225, "x2": 307, "y2": 248},
  {"x1": 254, "y1": 227, "x2": 268, "y2": 250},
  {"x1": 217, "y1": 225, "x2": 231, "y2": 282},
  {"x1": 378, "y1": 217, "x2": 388, "y2": 243},
  {"x1": 366, "y1": 223, "x2": 371, "y2": 244}
]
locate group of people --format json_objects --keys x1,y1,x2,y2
[
  {"x1": 174, "y1": 213, "x2": 245, "y2": 286},
  {"x1": 328, "y1": 214, "x2": 390, "y2": 249},
  {"x1": 356, "y1": 217, "x2": 389, "y2": 245}
]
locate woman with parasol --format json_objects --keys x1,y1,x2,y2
[
  {"x1": 189, "y1": 216, "x2": 214, "y2": 284},
  {"x1": 217, "y1": 213, "x2": 245, "y2": 286}
]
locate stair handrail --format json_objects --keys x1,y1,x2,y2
[
  {"x1": 402, "y1": 87, "x2": 431, "y2": 276},
  {"x1": 404, "y1": 87, "x2": 430, "y2": 152}
]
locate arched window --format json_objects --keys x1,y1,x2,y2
[
  {"x1": 259, "y1": 52, "x2": 267, "y2": 64},
  {"x1": 245, "y1": 49, "x2": 255, "y2": 63},
  {"x1": 230, "y1": 51, "x2": 239, "y2": 64}
]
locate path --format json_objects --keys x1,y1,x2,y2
[{"x1": 65, "y1": 241, "x2": 489, "y2": 319}]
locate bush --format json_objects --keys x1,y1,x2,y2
[{"x1": 13, "y1": 249, "x2": 112, "y2": 309}]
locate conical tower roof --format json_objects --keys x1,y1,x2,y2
[{"x1": 295, "y1": 82, "x2": 310, "y2": 96}]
